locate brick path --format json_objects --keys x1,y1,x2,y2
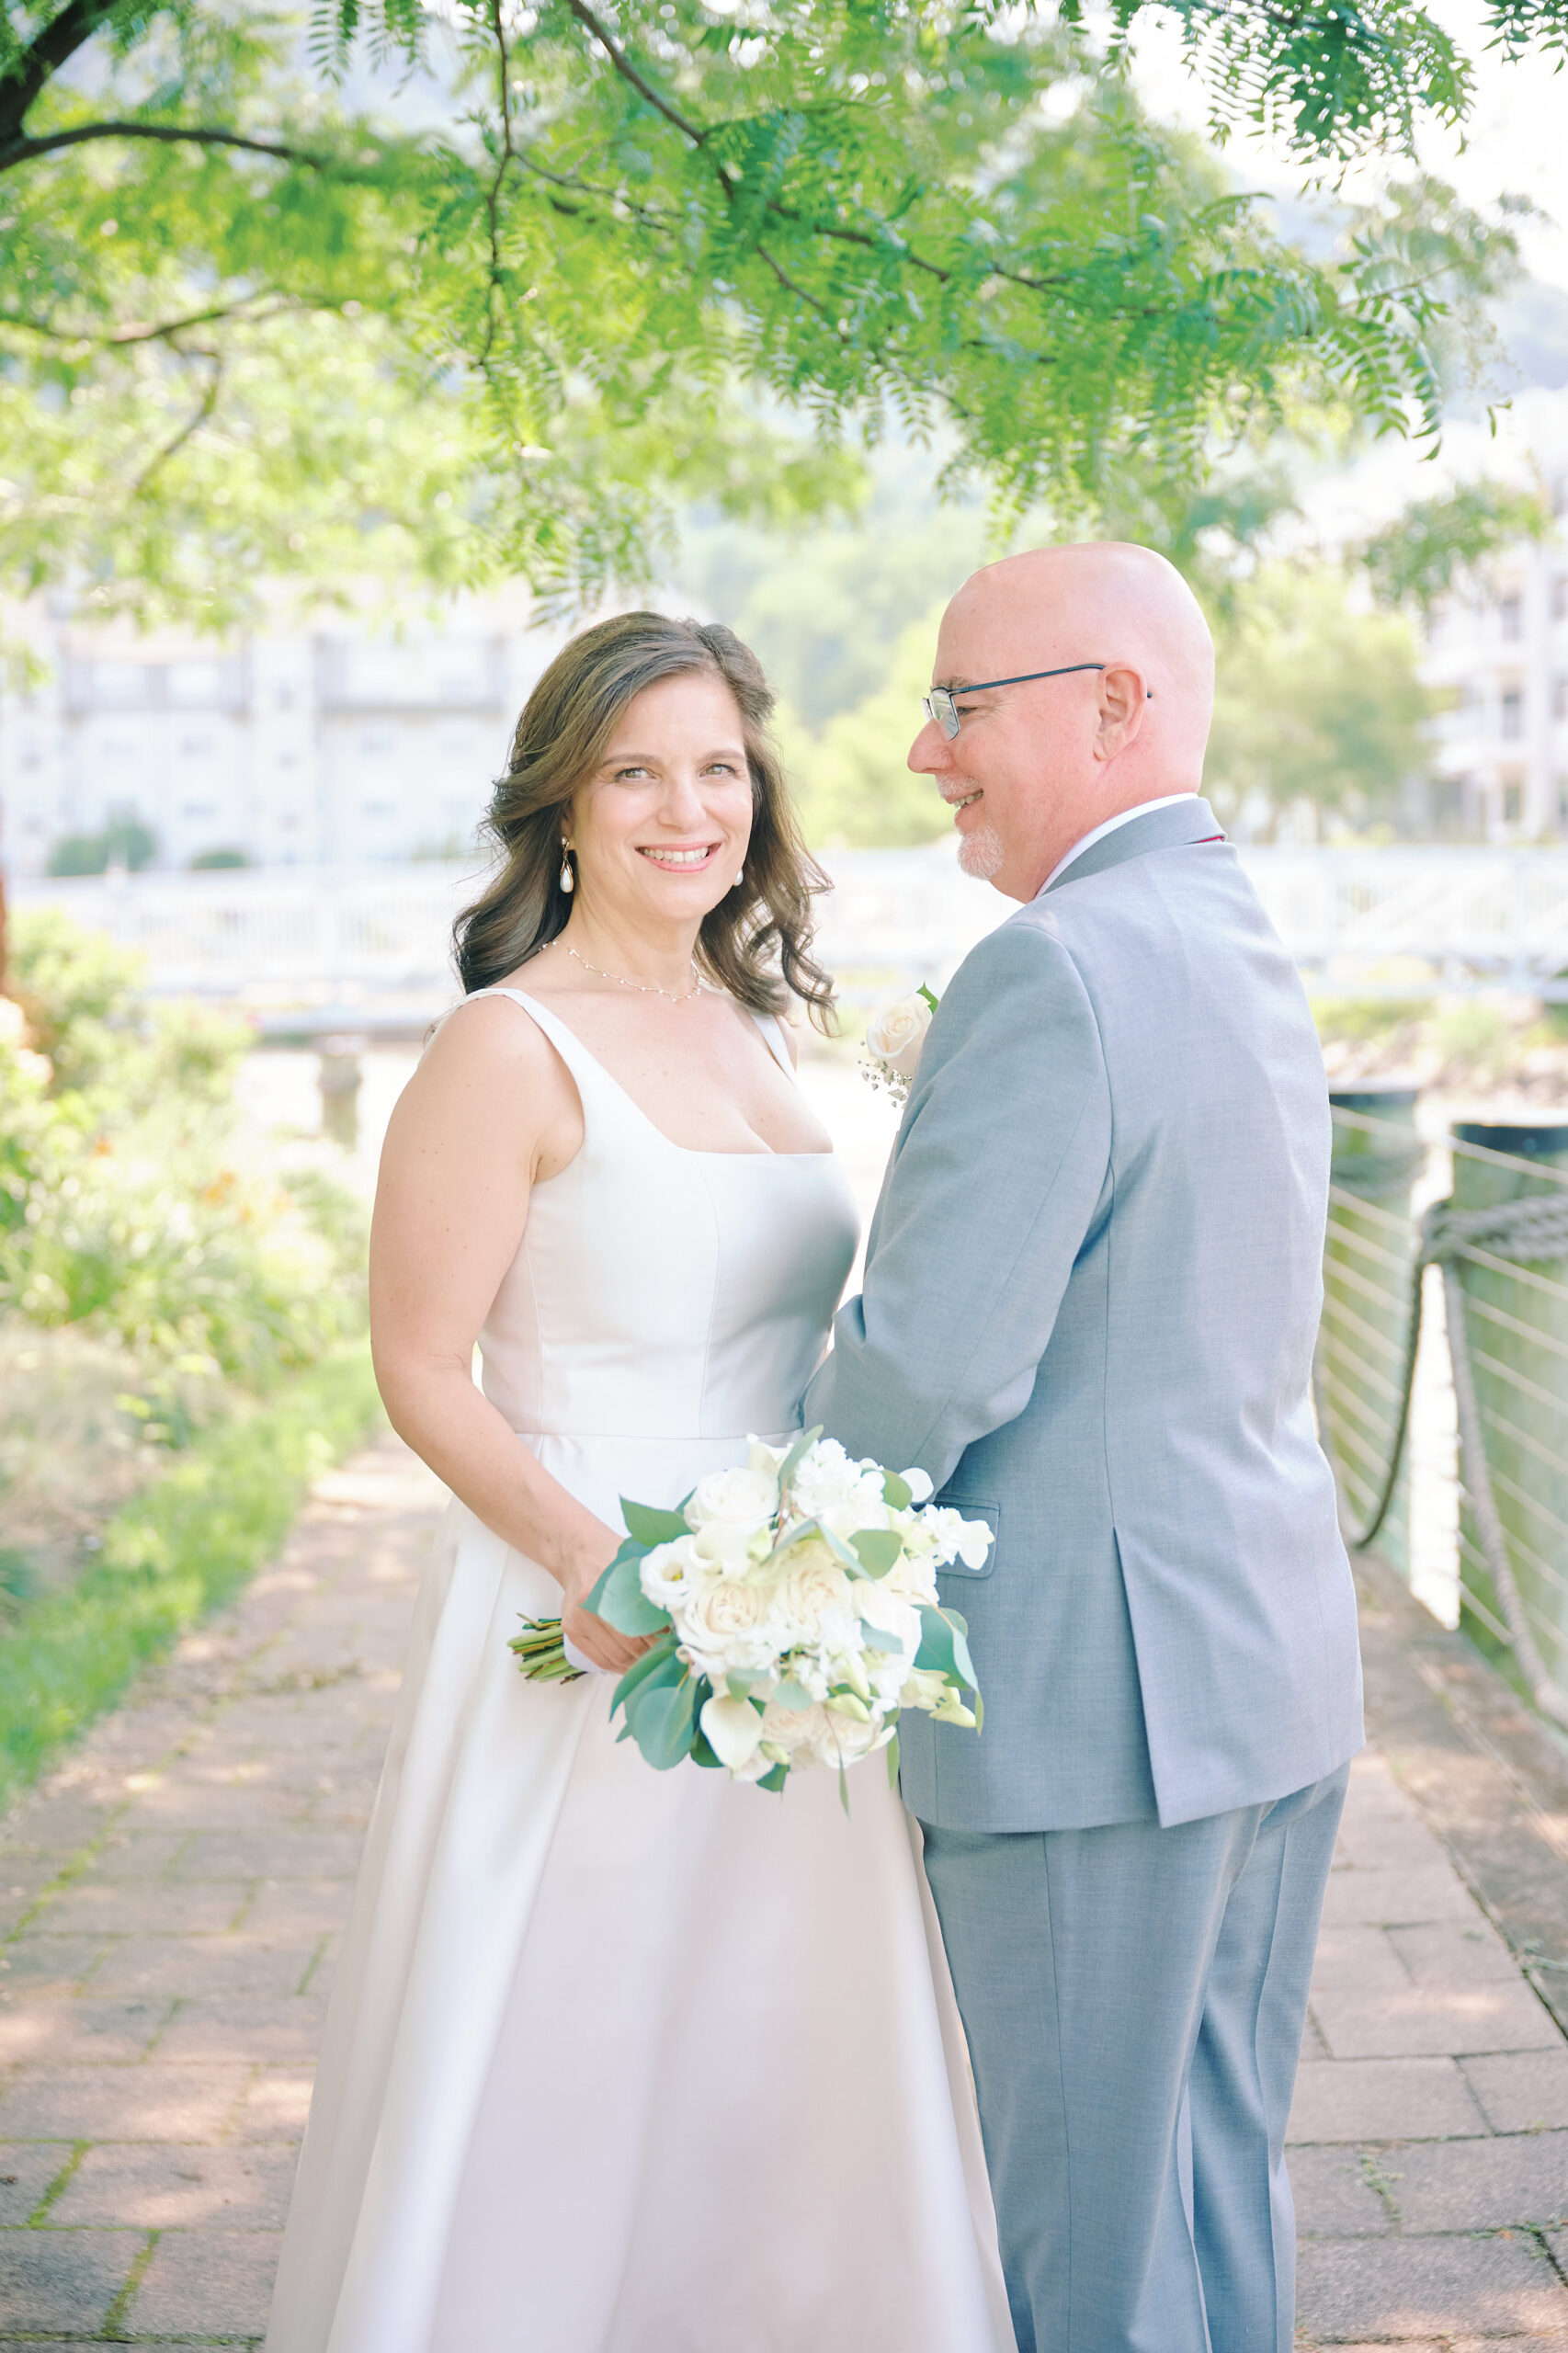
[{"x1": 0, "y1": 1436, "x2": 1562, "y2": 2347}]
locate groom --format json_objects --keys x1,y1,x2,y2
[{"x1": 804, "y1": 542, "x2": 1362, "y2": 2353}]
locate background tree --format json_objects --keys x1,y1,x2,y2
[{"x1": 0, "y1": 0, "x2": 1548, "y2": 634}]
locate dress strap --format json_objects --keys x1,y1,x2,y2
[{"x1": 751, "y1": 1010, "x2": 795, "y2": 1080}]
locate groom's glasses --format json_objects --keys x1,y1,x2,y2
[{"x1": 922, "y1": 663, "x2": 1108, "y2": 742}]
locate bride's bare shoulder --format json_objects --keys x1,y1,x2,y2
[{"x1": 400, "y1": 987, "x2": 574, "y2": 1127}]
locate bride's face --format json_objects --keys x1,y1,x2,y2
[{"x1": 571, "y1": 671, "x2": 756, "y2": 926}]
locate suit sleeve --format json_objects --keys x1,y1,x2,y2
[{"x1": 804, "y1": 915, "x2": 1111, "y2": 1488}]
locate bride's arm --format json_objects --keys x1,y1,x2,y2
[{"x1": 369, "y1": 997, "x2": 647, "y2": 1674}]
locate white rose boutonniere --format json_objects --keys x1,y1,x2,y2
[{"x1": 862, "y1": 985, "x2": 937, "y2": 1104}]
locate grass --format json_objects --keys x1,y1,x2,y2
[{"x1": 0, "y1": 1338, "x2": 384, "y2": 1809}]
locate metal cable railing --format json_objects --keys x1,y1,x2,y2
[{"x1": 1314, "y1": 1104, "x2": 1568, "y2": 1727}]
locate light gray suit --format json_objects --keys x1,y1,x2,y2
[{"x1": 803, "y1": 796, "x2": 1362, "y2": 2353}]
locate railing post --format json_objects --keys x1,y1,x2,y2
[
  {"x1": 1319, "y1": 1090, "x2": 1424, "y2": 1577},
  {"x1": 1450, "y1": 1121, "x2": 1568, "y2": 1698}
]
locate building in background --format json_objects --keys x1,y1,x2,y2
[
  {"x1": 0, "y1": 591, "x2": 562, "y2": 877},
  {"x1": 1421, "y1": 460, "x2": 1568, "y2": 843}
]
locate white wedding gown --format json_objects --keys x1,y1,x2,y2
[{"x1": 265, "y1": 987, "x2": 1014, "y2": 2353}]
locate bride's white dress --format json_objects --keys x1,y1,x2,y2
[{"x1": 265, "y1": 987, "x2": 1014, "y2": 2353}]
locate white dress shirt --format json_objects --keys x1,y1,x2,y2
[{"x1": 1040, "y1": 793, "x2": 1201, "y2": 893}]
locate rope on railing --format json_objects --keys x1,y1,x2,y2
[{"x1": 1324, "y1": 1185, "x2": 1568, "y2": 1729}]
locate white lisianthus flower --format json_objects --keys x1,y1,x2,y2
[
  {"x1": 921, "y1": 1506, "x2": 994, "y2": 1573},
  {"x1": 687, "y1": 1464, "x2": 779, "y2": 1529},
  {"x1": 865, "y1": 993, "x2": 932, "y2": 1078},
  {"x1": 639, "y1": 1535, "x2": 710, "y2": 1609},
  {"x1": 856, "y1": 1581, "x2": 923, "y2": 1665},
  {"x1": 900, "y1": 1467, "x2": 935, "y2": 1505},
  {"x1": 899, "y1": 1665, "x2": 950, "y2": 1713},
  {"x1": 700, "y1": 1692, "x2": 766, "y2": 1768},
  {"x1": 746, "y1": 1434, "x2": 790, "y2": 1476}
]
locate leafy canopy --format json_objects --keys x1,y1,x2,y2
[{"x1": 0, "y1": 0, "x2": 1557, "y2": 621}]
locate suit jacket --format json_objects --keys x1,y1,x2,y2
[{"x1": 803, "y1": 796, "x2": 1363, "y2": 1832}]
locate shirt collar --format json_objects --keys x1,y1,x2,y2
[{"x1": 1040, "y1": 794, "x2": 1202, "y2": 894}]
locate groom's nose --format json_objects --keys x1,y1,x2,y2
[{"x1": 908, "y1": 716, "x2": 949, "y2": 775}]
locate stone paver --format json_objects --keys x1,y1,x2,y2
[
  {"x1": 0, "y1": 1432, "x2": 1563, "y2": 2345},
  {"x1": 1294, "y1": 1751, "x2": 1568, "y2": 2345},
  {"x1": 0, "y1": 1438, "x2": 440, "y2": 2346}
]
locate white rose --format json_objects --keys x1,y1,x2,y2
[
  {"x1": 773, "y1": 1546, "x2": 855, "y2": 1644},
  {"x1": 865, "y1": 993, "x2": 933, "y2": 1078},
  {"x1": 674, "y1": 1573, "x2": 781, "y2": 1677},
  {"x1": 687, "y1": 1464, "x2": 779, "y2": 1529}
]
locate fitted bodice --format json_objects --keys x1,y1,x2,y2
[{"x1": 462, "y1": 989, "x2": 858, "y2": 1443}]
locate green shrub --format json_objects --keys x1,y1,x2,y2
[
  {"x1": 1, "y1": 911, "x2": 365, "y2": 1379},
  {"x1": 0, "y1": 1341, "x2": 383, "y2": 1807}
]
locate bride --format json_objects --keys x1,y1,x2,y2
[{"x1": 263, "y1": 612, "x2": 1014, "y2": 2353}]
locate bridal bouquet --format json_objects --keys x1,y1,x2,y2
[
  {"x1": 510, "y1": 1429, "x2": 989, "y2": 1799},
  {"x1": 861, "y1": 984, "x2": 938, "y2": 1105}
]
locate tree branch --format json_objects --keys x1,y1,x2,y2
[
  {"x1": 129, "y1": 353, "x2": 224, "y2": 498},
  {"x1": 0, "y1": 120, "x2": 327, "y2": 176},
  {"x1": 0, "y1": 295, "x2": 314, "y2": 346},
  {"x1": 561, "y1": 0, "x2": 710, "y2": 145},
  {"x1": 0, "y1": 0, "x2": 120, "y2": 146}
]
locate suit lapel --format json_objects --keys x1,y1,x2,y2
[{"x1": 1042, "y1": 797, "x2": 1224, "y2": 894}]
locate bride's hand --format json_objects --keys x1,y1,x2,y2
[{"x1": 561, "y1": 1553, "x2": 653, "y2": 1677}]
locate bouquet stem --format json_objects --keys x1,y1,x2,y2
[{"x1": 508, "y1": 1616, "x2": 585, "y2": 1684}]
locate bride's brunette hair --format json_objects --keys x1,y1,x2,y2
[{"x1": 454, "y1": 612, "x2": 835, "y2": 1028}]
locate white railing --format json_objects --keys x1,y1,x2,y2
[{"x1": 13, "y1": 844, "x2": 1568, "y2": 1012}]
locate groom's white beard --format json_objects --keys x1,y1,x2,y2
[{"x1": 957, "y1": 819, "x2": 1006, "y2": 881}]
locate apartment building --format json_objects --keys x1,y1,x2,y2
[{"x1": 0, "y1": 592, "x2": 560, "y2": 877}]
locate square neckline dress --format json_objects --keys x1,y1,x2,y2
[{"x1": 263, "y1": 987, "x2": 1015, "y2": 2353}]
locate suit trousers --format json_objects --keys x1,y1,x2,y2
[{"x1": 918, "y1": 1765, "x2": 1348, "y2": 2353}]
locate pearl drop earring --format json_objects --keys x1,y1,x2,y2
[
  {"x1": 733, "y1": 870, "x2": 745, "y2": 892},
  {"x1": 560, "y1": 847, "x2": 574, "y2": 893}
]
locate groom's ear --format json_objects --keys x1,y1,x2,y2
[{"x1": 1092, "y1": 665, "x2": 1147, "y2": 763}]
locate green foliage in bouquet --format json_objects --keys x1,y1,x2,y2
[{"x1": 511, "y1": 1429, "x2": 987, "y2": 1805}]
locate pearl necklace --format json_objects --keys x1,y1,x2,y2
[{"x1": 566, "y1": 945, "x2": 707, "y2": 1004}]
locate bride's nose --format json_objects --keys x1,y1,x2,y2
[{"x1": 656, "y1": 768, "x2": 709, "y2": 827}]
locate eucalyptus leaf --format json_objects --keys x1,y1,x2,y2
[
  {"x1": 776, "y1": 1426, "x2": 823, "y2": 1495},
  {"x1": 859, "y1": 1623, "x2": 904, "y2": 1654},
  {"x1": 611, "y1": 1632, "x2": 677, "y2": 1715},
  {"x1": 852, "y1": 1528, "x2": 903, "y2": 1577},
  {"x1": 881, "y1": 1471, "x2": 914, "y2": 1511},
  {"x1": 629, "y1": 1677, "x2": 701, "y2": 1771},
  {"x1": 585, "y1": 1538, "x2": 642, "y2": 1617},
  {"x1": 757, "y1": 1763, "x2": 789, "y2": 1795},
  {"x1": 771, "y1": 1677, "x2": 813, "y2": 1711},
  {"x1": 915, "y1": 1604, "x2": 980, "y2": 1694},
  {"x1": 621, "y1": 1498, "x2": 693, "y2": 1547},
  {"x1": 886, "y1": 1729, "x2": 901, "y2": 1788},
  {"x1": 619, "y1": 1650, "x2": 686, "y2": 1733},
  {"x1": 590, "y1": 1547, "x2": 669, "y2": 1638}
]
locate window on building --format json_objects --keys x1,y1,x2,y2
[
  {"x1": 1504, "y1": 781, "x2": 1524, "y2": 824},
  {"x1": 1554, "y1": 577, "x2": 1568, "y2": 622},
  {"x1": 1502, "y1": 688, "x2": 1525, "y2": 739},
  {"x1": 1556, "y1": 676, "x2": 1568, "y2": 722},
  {"x1": 1500, "y1": 595, "x2": 1524, "y2": 642},
  {"x1": 179, "y1": 735, "x2": 213, "y2": 758},
  {"x1": 181, "y1": 802, "x2": 217, "y2": 819}
]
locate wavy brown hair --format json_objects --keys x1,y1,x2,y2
[{"x1": 454, "y1": 612, "x2": 835, "y2": 1028}]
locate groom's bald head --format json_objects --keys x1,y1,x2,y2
[{"x1": 911, "y1": 541, "x2": 1216, "y2": 900}]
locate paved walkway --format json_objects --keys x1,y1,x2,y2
[{"x1": 0, "y1": 1438, "x2": 1562, "y2": 2347}]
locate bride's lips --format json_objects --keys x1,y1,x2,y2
[{"x1": 636, "y1": 842, "x2": 722, "y2": 872}]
